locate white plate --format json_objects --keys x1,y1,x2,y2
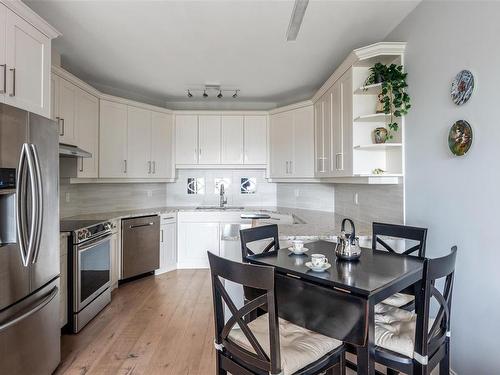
[
  {"x1": 305, "y1": 261, "x2": 331, "y2": 272},
  {"x1": 288, "y1": 247, "x2": 309, "y2": 255}
]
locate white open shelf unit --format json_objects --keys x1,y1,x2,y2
[{"x1": 351, "y1": 53, "x2": 404, "y2": 178}]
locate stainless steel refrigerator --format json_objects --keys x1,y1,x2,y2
[{"x1": 0, "y1": 103, "x2": 60, "y2": 374}]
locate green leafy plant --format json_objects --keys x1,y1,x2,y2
[{"x1": 365, "y1": 63, "x2": 411, "y2": 132}]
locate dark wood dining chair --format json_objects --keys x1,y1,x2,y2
[
  {"x1": 240, "y1": 224, "x2": 280, "y2": 260},
  {"x1": 372, "y1": 222, "x2": 428, "y2": 310},
  {"x1": 208, "y1": 252, "x2": 346, "y2": 375},
  {"x1": 374, "y1": 246, "x2": 457, "y2": 375}
]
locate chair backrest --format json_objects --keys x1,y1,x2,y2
[
  {"x1": 414, "y1": 246, "x2": 457, "y2": 359},
  {"x1": 240, "y1": 224, "x2": 280, "y2": 260},
  {"x1": 372, "y1": 222, "x2": 428, "y2": 257},
  {"x1": 208, "y1": 252, "x2": 281, "y2": 374}
]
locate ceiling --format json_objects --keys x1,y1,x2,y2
[{"x1": 26, "y1": 0, "x2": 420, "y2": 110}]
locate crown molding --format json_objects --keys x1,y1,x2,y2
[
  {"x1": 2, "y1": 0, "x2": 61, "y2": 38},
  {"x1": 52, "y1": 65, "x2": 100, "y2": 97},
  {"x1": 268, "y1": 100, "x2": 313, "y2": 115}
]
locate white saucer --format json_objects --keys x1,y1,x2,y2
[
  {"x1": 288, "y1": 247, "x2": 309, "y2": 255},
  {"x1": 305, "y1": 261, "x2": 331, "y2": 272}
]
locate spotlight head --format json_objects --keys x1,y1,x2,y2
[
  {"x1": 203, "y1": 90, "x2": 208, "y2": 98},
  {"x1": 187, "y1": 90, "x2": 193, "y2": 98},
  {"x1": 217, "y1": 90, "x2": 223, "y2": 99},
  {"x1": 232, "y1": 90, "x2": 238, "y2": 98}
]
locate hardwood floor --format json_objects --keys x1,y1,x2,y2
[
  {"x1": 56, "y1": 270, "x2": 215, "y2": 375},
  {"x1": 56, "y1": 269, "x2": 360, "y2": 375}
]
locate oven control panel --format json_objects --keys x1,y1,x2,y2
[{"x1": 73, "y1": 221, "x2": 114, "y2": 244}]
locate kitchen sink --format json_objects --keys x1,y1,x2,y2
[{"x1": 196, "y1": 206, "x2": 245, "y2": 210}]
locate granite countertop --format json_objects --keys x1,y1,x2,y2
[{"x1": 60, "y1": 206, "x2": 371, "y2": 240}]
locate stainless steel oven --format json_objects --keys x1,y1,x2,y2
[{"x1": 64, "y1": 220, "x2": 114, "y2": 333}]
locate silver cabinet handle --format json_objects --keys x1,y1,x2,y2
[
  {"x1": 289, "y1": 160, "x2": 293, "y2": 174},
  {"x1": 9, "y1": 68, "x2": 15, "y2": 97},
  {"x1": 194, "y1": 148, "x2": 197, "y2": 161},
  {"x1": 0, "y1": 64, "x2": 6, "y2": 94},
  {"x1": 148, "y1": 161, "x2": 151, "y2": 174},
  {"x1": 0, "y1": 286, "x2": 58, "y2": 333},
  {"x1": 335, "y1": 153, "x2": 343, "y2": 170},
  {"x1": 61, "y1": 118, "x2": 65, "y2": 136},
  {"x1": 79, "y1": 157, "x2": 84, "y2": 172},
  {"x1": 285, "y1": 161, "x2": 289, "y2": 174},
  {"x1": 152, "y1": 161, "x2": 156, "y2": 174},
  {"x1": 30, "y1": 144, "x2": 43, "y2": 264},
  {"x1": 160, "y1": 229, "x2": 164, "y2": 243},
  {"x1": 123, "y1": 159, "x2": 127, "y2": 174}
]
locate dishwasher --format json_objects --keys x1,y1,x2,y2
[{"x1": 122, "y1": 215, "x2": 160, "y2": 279}]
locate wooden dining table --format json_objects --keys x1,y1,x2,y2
[{"x1": 245, "y1": 240, "x2": 425, "y2": 375}]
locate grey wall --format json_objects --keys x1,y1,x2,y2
[
  {"x1": 276, "y1": 183, "x2": 335, "y2": 212},
  {"x1": 60, "y1": 181, "x2": 167, "y2": 218},
  {"x1": 386, "y1": 1, "x2": 500, "y2": 373}
]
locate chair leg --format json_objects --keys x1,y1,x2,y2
[
  {"x1": 439, "y1": 341, "x2": 450, "y2": 375},
  {"x1": 216, "y1": 352, "x2": 227, "y2": 375},
  {"x1": 329, "y1": 352, "x2": 346, "y2": 375}
]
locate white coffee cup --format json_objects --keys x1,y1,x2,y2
[
  {"x1": 291, "y1": 240, "x2": 304, "y2": 252},
  {"x1": 311, "y1": 254, "x2": 328, "y2": 268}
]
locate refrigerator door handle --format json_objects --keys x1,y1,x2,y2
[
  {"x1": 0, "y1": 286, "x2": 58, "y2": 333},
  {"x1": 30, "y1": 144, "x2": 44, "y2": 264},
  {"x1": 15, "y1": 144, "x2": 29, "y2": 266}
]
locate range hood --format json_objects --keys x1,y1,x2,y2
[{"x1": 59, "y1": 143, "x2": 92, "y2": 158}]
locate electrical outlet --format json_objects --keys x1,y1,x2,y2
[
  {"x1": 65, "y1": 192, "x2": 70, "y2": 203},
  {"x1": 354, "y1": 192, "x2": 359, "y2": 205},
  {"x1": 147, "y1": 190, "x2": 153, "y2": 198}
]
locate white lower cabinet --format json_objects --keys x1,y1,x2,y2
[
  {"x1": 156, "y1": 214, "x2": 177, "y2": 274},
  {"x1": 177, "y1": 221, "x2": 220, "y2": 268}
]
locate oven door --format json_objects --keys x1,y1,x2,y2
[{"x1": 74, "y1": 234, "x2": 111, "y2": 312}]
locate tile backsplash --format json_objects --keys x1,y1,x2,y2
[
  {"x1": 166, "y1": 169, "x2": 276, "y2": 207},
  {"x1": 334, "y1": 184, "x2": 404, "y2": 224},
  {"x1": 276, "y1": 183, "x2": 335, "y2": 212},
  {"x1": 60, "y1": 181, "x2": 167, "y2": 218}
]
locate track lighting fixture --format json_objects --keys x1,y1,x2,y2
[{"x1": 186, "y1": 86, "x2": 240, "y2": 99}]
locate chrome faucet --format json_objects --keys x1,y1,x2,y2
[{"x1": 219, "y1": 183, "x2": 228, "y2": 208}]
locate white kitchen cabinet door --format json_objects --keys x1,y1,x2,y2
[
  {"x1": 269, "y1": 111, "x2": 293, "y2": 178},
  {"x1": 175, "y1": 115, "x2": 198, "y2": 165},
  {"x1": 127, "y1": 106, "x2": 152, "y2": 178},
  {"x1": 198, "y1": 115, "x2": 221, "y2": 164},
  {"x1": 50, "y1": 73, "x2": 59, "y2": 121},
  {"x1": 0, "y1": 5, "x2": 5, "y2": 104},
  {"x1": 99, "y1": 100, "x2": 128, "y2": 177},
  {"x1": 339, "y1": 69, "x2": 353, "y2": 176},
  {"x1": 221, "y1": 116, "x2": 243, "y2": 164},
  {"x1": 244, "y1": 115, "x2": 267, "y2": 165},
  {"x1": 75, "y1": 89, "x2": 99, "y2": 178},
  {"x1": 4, "y1": 9, "x2": 50, "y2": 118},
  {"x1": 291, "y1": 105, "x2": 315, "y2": 178},
  {"x1": 151, "y1": 112, "x2": 174, "y2": 178},
  {"x1": 314, "y1": 93, "x2": 332, "y2": 177},
  {"x1": 177, "y1": 222, "x2": 219, "y2": 268},
  {"x1": 157, "y1": 223, "x2": 176, "y2": 274},
  {"x1": 57, "y1": 77, "x2": 77, "y2": 145}
]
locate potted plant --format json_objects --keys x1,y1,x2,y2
[{"x1": 365, "y1": 63, "x2": 411, "y2": 136}]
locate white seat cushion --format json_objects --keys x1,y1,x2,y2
[
  {"x1": 228, "y1": 314, "x2": 342, "y2": 375},
  {"x1": 375, "y1": 306, "x2": 434, "y2": 359},
  {"x1": 380, "y1": 292, "x2": 415, "y2": 308}
]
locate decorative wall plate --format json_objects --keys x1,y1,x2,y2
[
  {"x1": 448, "y1": 120, "x2": 473, "y2": 156},
  {"x1": 451, "y1": 70, "x2": 474, "y2": 105}
]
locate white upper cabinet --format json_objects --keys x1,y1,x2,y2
[
  {"x1": 244, "y1": 115, "x2": 267, "y2": 165},
  {"x1": 221, "y1": 116, "x2": 243, "y2": 164},
  {"x1": 127, "y1": 106, "x2": 152, "y2": 178},
  {"x1": 269, "y1": 105, "x2": 314, "y2": 179},
  {"x1": 75, "y1": 89, "x2": 99, "y2": 178},
  {"x1": 57, "y1": 77, "x2": 77, "y2": 145},
  {"x1": 99, "y1": 100, "x2": 128, "y2": 178},
  {"x1": 198, "y1": 115, "x2": 221, "y2": 164},
  {"x1": 1, "y1": 5, "x2": 55, "y2": 118},
  {"x1": 175, "y1": 115, "x2": 198, "y2": 165},
  {"x1": 151, "y1": 112, "x2": 174, "y2": 179}
]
